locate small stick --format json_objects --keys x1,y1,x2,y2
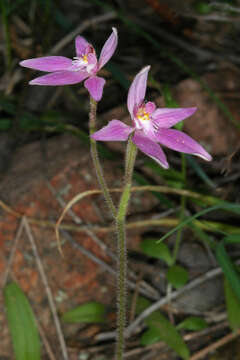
[
  {"x1": 60, "y1": 229, "x2": 156, "y2": 300},
  {"x1": 1, "y1": 218, "x2": 24, "y2": 287},
  {"x1": 96, "y1": 259, "x2": 240, "y2": 341},
  {"x1": 35, "y1": 317, "x2": 57, "y2": 360},
  {"x1": 184, "y1": 320, "x2": 228, "y2": 342},
  {"x1": 50, "y1": 12, "x2": 117, "y2": 55},
  {"x1": 125, "y1": 265, "x2": 233, "y2": 337},
  {"x1": 23, "y1": 217, "x2": 69, "y2": 360},
  {"x1": 46, "y1": 181, "x2": 158, "y2": 299},
  {"x1": 129, "y1": 272, "x2": 143, "y2": 323},
  {"x1": 190, "y1": 330, "x2": 240, "y2": 360},
  {"x1": 0, "y1": 198, "x2": 238, "y2": 236}
]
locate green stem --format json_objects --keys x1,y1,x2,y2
[
  {"x1": 89, "y1": 97, "x2": 117, "y2": 218},
  {"x1": 115, "y1": 139, "x2": 137, "y2": 360}
]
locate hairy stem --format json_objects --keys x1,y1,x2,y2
[
  {"x1": 89, "y1": 97, "x2": 117, "y2": 218},
  {"x1": 115, "y1": 139, "x2": 137, "y2": 360}
]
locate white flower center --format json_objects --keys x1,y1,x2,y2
[
  {"x1": 135, "y1": 105, "x2": 157, "y2": 139},
  {"x1": 72, "y1": 55, "x2": 94, "y2": 73}
]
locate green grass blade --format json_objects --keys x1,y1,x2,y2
[
  {"x1": 189, "y1": 222, "x2": 216, "y2": 250},
  {"x1": 106, "y1": 62, "x2": 130, "y2": 90},
  {"x1": 133, "y1": 171, "x2": 174, "y2": 208},
  {"x1": 4, "y1": 282, "x2": 41, "y2": 360},
  {"x1": 186, "y1": 155, "x2": 216, "y2": 188},
  {"x1": 145, "y1": 313, "x2": 190, "y2": 359},
  {"x1": 158, "y1": 203, "x2": 240, "y2": 243},
  {"x1": 216, "y1": 241, "x2": 240, "y2": 301},
  {"x1": 224, "y1": 276, "x2": 240, "y2": 332},
  {"x1": 61, "y1": 302, "x2": 105, "y2": 323}
]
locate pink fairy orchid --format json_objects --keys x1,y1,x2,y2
[
  {"x1": 19, "y1": 28, "x2": 118, "y2": 101},
  {"x1": 91, "y1": 66, "x2": 212, "y2": 168}
]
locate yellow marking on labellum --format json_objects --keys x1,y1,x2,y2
[
  {"x1": 81, "y1": 54, "x2": 88, "y2": 63},
  {"x1": 72, "y1": 54, "x2": 89, "y2": 68},
  {"x1": 136, "y1": 106, "x2": 150, "y2": 121}
]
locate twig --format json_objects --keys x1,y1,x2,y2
[
  {"x1": 47, "y1": 181, "x2": 116, "y2": 258},
  {"x1": 1, "y1": 199, "x2": 239, "y2": 240},
  {"x1": 54, "y1": 184, "x2": 222, "y2": 241},
  {"x1": 221, "y1": 144, "x2": 240, "y2": 175},
  {"x1": 1, "y1": 199, "x2": 239, "y2": 236},
  {"x1": 209, "y1": 2, "x2": 240, "y2": 13},
  {"x1": 46, "y1": 181, "x2": 158, "y2": 299},
  {"x1": 184, "y1": 320, "x2": 228, "y2": 342},
  {"x1": 60, "y1": 229, "x2": 157, "y2": 300},
  {"x1": 183, "y1": 11, "x2": 240, "y2": 22},
  {"x1": 35, "y1": 318, "x2": 57, "y2": 360},
  {"x1": 134, "y1": 17, "x2": 213, "y2": 62},
  {"x1": 124, "y1": 341, "x2": 166, "y2": 358},
  {"x1": 123, "y1": 320, "x2": 229, "y2": 358},
  {"x1": 134, "y1": 16, "x2": 240, "y2": 64},
  {"x1": 23, "y1": 217, "x2": 69, "y2": 360},
  {"x1": 190, "y1": 329, "x2": 240, "y2": 360},
  {"x1": 96, "y1": 260, "x2": 240, "y2": 341},
  {"x1": 124, "y1": 264, "x2": 233, "y2": 337},
  {"x1": 0, "y1": 184, "x2": 223, "y2": 225},
  {"x1": 50, "y1": 12, "x2": 117, "y2": 55},
  {"x1": 1, "y1": 219, "x2": 24, "y2": 288},
  {"x1": 129, "y1": 272, "x2": 143, "y2": 324}
]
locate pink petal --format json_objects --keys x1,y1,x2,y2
[
  {"x1": 84, "y1": 76, "x2": 106, "y2": 101},
  {"x1": 132, "y1": 131, "x2": 169, "y2": 169},
  {"x1": 98, "y1": 28, "x2": 118, "y2": 69},
  {"x1": 127, "y1": 66, "x2": 150, "y2": 119},
  {"x1": 91, "y1": 120, "x2": 133, "y2": 141},
  {"x1": 145, "y1": 101, "x2": 156, "y2": 114},
  {"x1": 156, "y1": 128, "x2": 212, "y2": 161},
  {"x1": 29, "y1": 70, "x2": 89, "y2": 86},
  {"x1": 152, "y1": 107, "x2": 197, "y2": 128},
  {"x1": 75, "y1": 36, "x2": 90, "y2": 57},
  {"x1": 19, "y1": 56, "x2": 72, "y2": 72}
]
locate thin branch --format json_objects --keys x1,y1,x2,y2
[
  {"x1": 125, "y1": 263, "x2": 238, "y2": 337},
  {"x1": 60, "y1": 229, "x2": 157, "y2": 300},
  {"x1": 46, "y1": 181, "x2": 115, "y2": 257},
  {"x1": 184, "y1": 12, "x2": 240, "y2": 22},
  {"x1": 50, "y1": 12, "x2": 117, "y2": 55},
  {"x1": 123, "y1": 320, "x2": 229, "y2": 358},
  {"x1": 1, "y1": 219, "x2": 24, "y2": 288},
  {"x1": 209, "y1": 2, "x2": 240, "y2": 13},
  {"x1": 46, "y1": 181, "x2": 159, "y2": 299},
  {"x1": 96, "y1": 260, "x2": 240, "y2": 341},
  {"x1": 35, "y1": 317, "x2": 57, "y2": 360},
  {"x1": 190, "y1": 329, "x2": 240, "y2": 360},
  {"x1": 0, "y1": 198, "x2": 239, "y2": 236}
]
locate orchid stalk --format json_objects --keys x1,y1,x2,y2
[
  {"x1": 89, "y1": 97, "x2": 116, "y2": 217},
  {"x1": 20, "y1": 30, "x2": 213, "y2": 360},
  {"x1": 91, "y1": 65, "x2": 212, "y2": 358},
  {"x1": 115, "y1": 138, "x2": 137, "y2": 360}
]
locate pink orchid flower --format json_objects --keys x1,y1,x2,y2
[
  {"x1": 19, "y1": 28, "x2": 118, "y2": 101},
  {"x1": 91, "y1": 66, "x2": 212, "y2": 168}
]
